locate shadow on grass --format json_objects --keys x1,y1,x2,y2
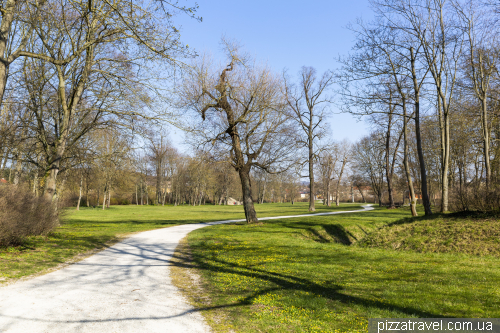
[
  {"x1": 169, "y1": 246, "x2": 447, "y2": 318},
  {"x1": 64, "y1": 218, "x2": 217, "y2": 226}
]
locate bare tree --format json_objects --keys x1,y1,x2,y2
[
  {"x1": 146, "y1": 133, "x2": 175, "y2": 205},
  {"x1": 0, "y1": 0, "x2": 35, "y2": 107},
  {"x1": 17, "y1": 0, "x2": 197, "y2": 201},
  {"x1": 353, "y1": 134, "x2": 386, "y2": 206},
  {"x1": 373, "y1": 0, "x2": 465, "y2": 211},
  {"x1": 455, "y1": 0, "x2": 498, "y2": 189},
  {"x1": 179, "y1": 42, "x2": 297, "y2": 223},
  {"x1": 318, "y1": 144, "x2": 338, "y2": 206},
  {"x1": 283, "y1": 67, "x2": 334, "y2": 211},
  {"x1": 334, "y1": 140, "x2": 351, "y2": 206}
]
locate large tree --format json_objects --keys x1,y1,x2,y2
[
  {"x1": 18, "y1": 0, "x2": 197, "y2": 201},
  {"x1": 179, "y1": 43, "x2": 297, "y2": 223}
]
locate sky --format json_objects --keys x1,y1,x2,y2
[{"x1": 170, "y1": 0, "x2": 375, "y2": 152}]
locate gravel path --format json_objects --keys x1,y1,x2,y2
[{"x1": 0, "y1": 205, "x2": 373, "y2": 333}]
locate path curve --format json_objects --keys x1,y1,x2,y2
[{"x1": 0, "y1": 205, "x2": 374, "y2": 333}]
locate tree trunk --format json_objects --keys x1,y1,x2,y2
[
  {"x1": 335, "y1": 157, "x2": 347, "y2": 206},
  {"x1": 437, "y1": 93, "x2": 450, "y2": 213},
  {"x1": 385, "y1": 115, "x2": 395, "y2": 208},
  {"x1": 44, "y1": 168, "x2": 59, "y2": 201},
  {"x1": 260, "y1": 181, "x2": 266, "y2": 204},
  {"x1": 308, "y1": 141, "x2": 315, "y2": 212},
  {"x1": 102, "y1": 184, "x2": 107, "y2": 210},
  {"x1": 76, "y1": 173, "x2": 83, "y2": 210},
  {"x1": 86, "y1": 183, "x2": 89, "y2": 207},
  {"x1": 358, "y1": 187, "x2": 366, "y2": 203},
  {"x1": 335, "y1": 184, "x2": 341, "y2": 206},
  {"x1": 43, "y1": 143, "x2": 68, "y2": 202},
  {"x1": 402, "y1": 101, "x2": 418, "y2": 217},
  {"x1": 326, "y1": 180, "x2": 331, "y2": 207},
  {"x1": 33, "y1": 172, "x2": 38, "y2": 195},
  {"x1": 162, "y1": 188, "x2": 167, "y2": 206},
  {"x1": 0, "y1": 0, "x2": 19, "y2": 109},
  {"x1": 411, "y1": 47, "x2": 432, "y2": 215},
  {"x1": 239, "y1": 167, "x2": 258, "y2": 223},
  {"x1": 480, "y1": 96, "x2": 491, "y2": 189},
  {"x1": 0, "y1": 147, "x2": 9, "y2": 174},
  {"x1": 12, "y1": 153, "x2": 22, "y2": 186}
]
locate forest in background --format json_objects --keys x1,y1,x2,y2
[{"x1": 0, "y1": 0, "x2": 499, "y2": 223}]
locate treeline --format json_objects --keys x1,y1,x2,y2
[
  {"x1": 1, "y1": 0, "x2": 499, "y2": 224},
  {"x1": 339, "y1": 0, "x2": 500, "y2": 215}
]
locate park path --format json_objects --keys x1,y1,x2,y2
[{"x1": 0, "y1": 205, "x2": 373, "y2": 333}]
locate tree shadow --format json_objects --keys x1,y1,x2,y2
[
  {"x1": 322, "y1": 224, "x2": 356, "y2": 245},
  {"x1": 169, "y1": 246, "x2": 449, "y2": 318}
]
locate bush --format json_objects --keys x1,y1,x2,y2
[{"x1": 0, "y1": 185, "x2": 59, "y2": 247}]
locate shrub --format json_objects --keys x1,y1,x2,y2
[{"x1": 0, "y1": 185, "x2": 59, "y2": 247}]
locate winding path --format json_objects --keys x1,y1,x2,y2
[{"x1": 0, "y1": 205, "x2": 373, "y2": 333}]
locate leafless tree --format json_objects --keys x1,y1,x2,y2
[
  {"x1": 455, "y1": 0, "x2": 498, "y2": 189},
  {"x1": 179, "y1": 42, "x2": 297, "y2": 222},
  {"x1": 352, "y1": 134, "x2": 386, "y2": 206},
  {"x1": 318, "y1": 144, "x2": 338, "y2": 206},
  {"x1": 334, "y1": 140, "x2": 352, "y2": 206},
  {"x1": 283, "y1": 67, "x2": 334, "y2": 212},
  {"x1": 16, "y1": 0, "x2": 198, "y2": 201}
]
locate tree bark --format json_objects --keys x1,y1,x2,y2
[
  {"x1": 33, "y1": 172, "x2": 38, "y2": 195},
  {"x1": 12, "y1": 152, "x2": 22, "y2": 186},
  {"x1": 335, "y1": 157, "x2": 347, "y2": 206},
  {"x1": 411, "y1": 47, "x2": 432, "y2": 215},
  {"x1": 402, "y1": 101, "x2": 418, "y2": 217},
  {"x1": 76, "y1": 174, "x2": 83, "y2": 210},
  {"x1": 85, "y1": 182, "x2": 89, "y2": 207},
  {"x1": 384, "y1": 110, "x2": 395, "y2": 208},
  {"x1": 481, "y1": 97, "x2": 491, "y2": 188},
  {"x1": 102, "y1": 185, "x2": 106, "y2": 210},
  {"x1": 239, "y1": 167, "x2": 258, "y2": 223},
  {"x1": 326, "y1": 178, "x2": 331, "y2": 207},
  {"x1": 308, "y1": 140, "x2": 315, "y2": 212}
]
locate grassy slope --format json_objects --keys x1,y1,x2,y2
[
  {"x1": 184, "y1": 205, "x2": 500, "y2": 332},
  {"x1": 360, "y1": 211, "x2": 500, "y2": 256},
  {"x1": 0, "y1": 202, "x2": 353, "y2": 283}
]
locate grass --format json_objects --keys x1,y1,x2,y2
[
  {"x1": 179, "y1": 204, "x2": 500, "y2": 332},
  {"x1": 0, "y1": 201, "x2": 348, "y2": 283},
  {"x1": 360, "y1": 210, "x2": 500, "y2": 256},
  {"x1": 4, "y1": 201, "x2": 499, "y2": 332}
]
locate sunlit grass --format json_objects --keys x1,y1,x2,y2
[
  {"x1": 0, "y1": 201, "x2": 345, "y2": 283},
  {"x1": 184, "y1": 205, "x2": 500, "y2": 332}
]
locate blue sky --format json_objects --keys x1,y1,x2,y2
[{"x1": 170, "y1": 0, "x2": 375, "y2": 151}]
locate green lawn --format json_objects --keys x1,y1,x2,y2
[
  {"x1": 3, "y1": 202, "x2": 498, "y2": 332},
  {"x1": 0, "y1": 202, "x2": 349, "y2": 283},
  {"x1": 361, "y1": 210, "x2": 500, "y2": 256},
  {"x1": 181, "y1": 205, "x2": 500, "y2": 332}
]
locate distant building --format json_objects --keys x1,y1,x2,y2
[
  {"x1": 227, "y1": 197, "x2": 242, "y2": 205},
  {"x1": 0, "y1": 178, "x2": 7, "y2": 185}
]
